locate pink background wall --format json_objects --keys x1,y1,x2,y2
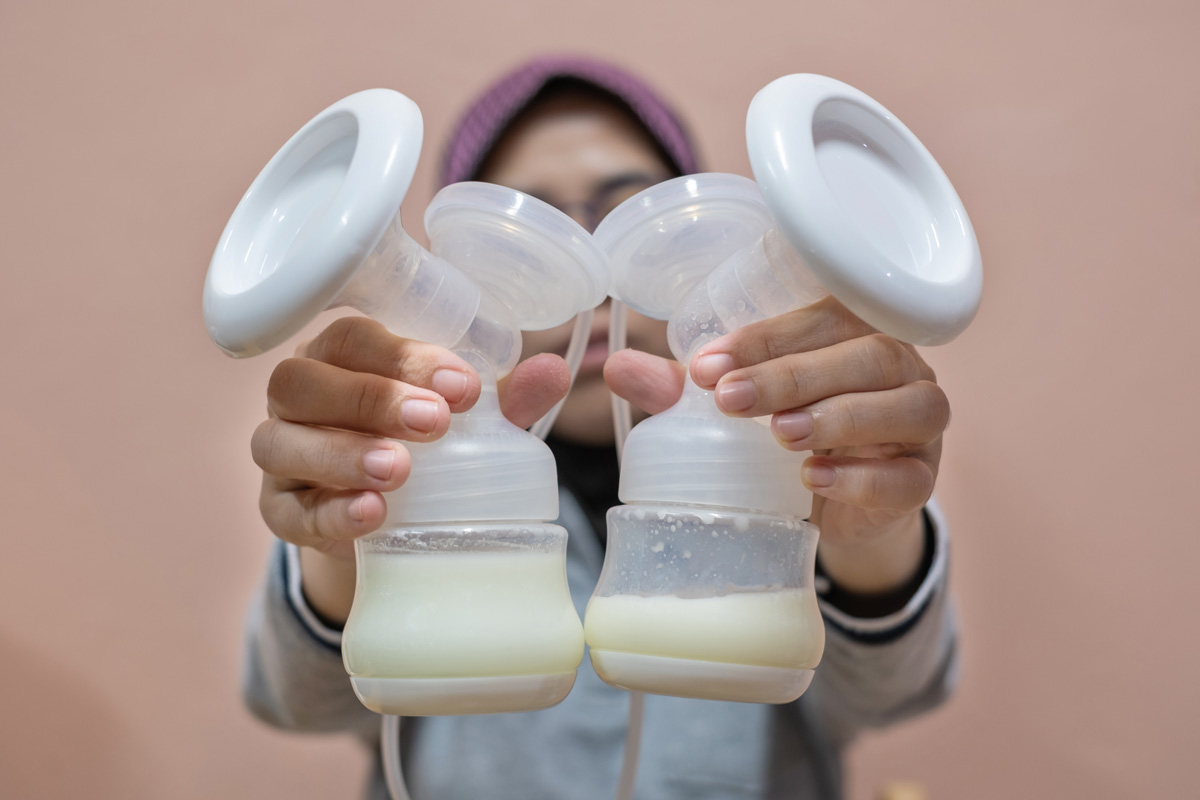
[{"x1": 2, "y1": 0, "x2": 1196, "y2": 797}]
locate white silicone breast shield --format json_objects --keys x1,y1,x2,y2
[
  {"x1": 747, "y1": 74, "x2": 981, "y2": 345},
  {"x1": 204, "y1": 89, "x2": 423, "y2": 357},
  {"x1": 203, "y1": 89, "x2": 609, "y2": 375}
]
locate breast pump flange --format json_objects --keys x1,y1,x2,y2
[
  {"x1": 203, "y1": 89, "x2": 610, "y2": 716},
  {"x1": 584, "y1": 74, "x2": 982, "y2": 704}
]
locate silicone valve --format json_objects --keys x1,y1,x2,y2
[
  {"x1": 204, "y1": 89, "x2": 424, "y2": 357},
  {"x1": 747, "y1": 74, "x2": 982, "y2": 345}
]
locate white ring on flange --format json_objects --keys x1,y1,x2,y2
[
  {"x1": 204, "y1": 89, "x2": 423, "y2": 357},
  {"x1": 747, "y1": 74, "x2": 981, "y2": 345}
]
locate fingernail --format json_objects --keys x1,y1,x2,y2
[
  {"x1": 349, "y1": 495, "x2": 367, "y2": 522},
  {"x1": 432, "y1": 369, "x2": 469, "y2": 403},
  {"x1": 716, "y1": 380, "x2": 756, "y2": 412},
  {"x1": 803, "y1": 463, "x2": 836, "y2": 488},
  {"x1": 694, "y1": 353, "x2": 736, "y2": 386},
  {"x1": 776, "y1": 411, "x2": 814, "y2": 442},
  {"x1": 363, "y1": 449, "x2": 396, "y2": 481},
  {"x1": 401, "y1": 399, "x2": 440, "y2": 433}
]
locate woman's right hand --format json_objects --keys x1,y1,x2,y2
[{"x1": 251, "y1": 316, "x2": 570, "y2": 623}]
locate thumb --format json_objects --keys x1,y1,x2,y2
[
  {"x1": 498, "y1": 353, "x2": 571, "y2": 429},
  {"x1": 604, "y1": 349, "x2": 685, "y2": 415}
]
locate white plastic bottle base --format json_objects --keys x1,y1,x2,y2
[
  {"x1": 589, "y1": 649, "x2": 814, "y2": 704},
  {"x1": 351, "y1": 671, "x2": 578, "y2": 716}
]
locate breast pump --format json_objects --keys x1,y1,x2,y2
[
  {"x1": 202, "y1": 88, "x2": 610, "y2": 716},
  {"x1": 203, "y1": 74, "x2": 981, "y2": 800},
  {"x1": 584, "y1": 74, "x2": 982, "y2": 705}
]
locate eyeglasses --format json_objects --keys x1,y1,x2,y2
[{"x1": 528, "y1": 171, "x2": 668, "y2": 233}]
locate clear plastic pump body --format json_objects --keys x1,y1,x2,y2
[
  {"x1": 202, "y1": 90, "x2": 608, "y2": 717},
  {"x1": 587, "y1": 69, "x2": 982, "y2": 705},
  {"x1": 346, "y1": 522, "x2": 584, "y2": 716},
  {"x1": 335, "y1": 192, "x2": 605, "y2": 715},
  {"x1": 588, "y1": 174, "x2": 827, "y2": 704},
  {"x1": 586, "y1": 505, "x2": 823, "y2": 703},
  {"x1": 340, "y1": 375, "x2": 586, "y2": 715}
]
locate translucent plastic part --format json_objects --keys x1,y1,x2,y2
[
  {"x1": 386, "y1": 374, "x2": 559, "y2": 524},
  {"x1": 607, "y1": 299, "x2": 633, "y2": 463},
  {"x1": 595, "y1": 174, "x2": 829, "y2": 362},
  {"x1": 595, "y1": 174, "x2": 774, "y2": 322},
  {"x1": 618, "y1": 375, "x2": 813, "y2": 518},
  {"x1": 605, "y1": 297, "x2": 644, "y2": 800},
  {"x1": 590, "y1": 653, "x2": 813, "y2": 705},
  {"x1": 381, "y1": 716, "x2": 410, "y2": 800},
  {"x1": 585, "y1": 505, "x2": 823, "y2": 704},
  {"x1": 529, "y1": 308, "x2": 594, "y2": 441},
  {"x1": 599, "y1": 175, "x2": 819, "y2": 520},
  {"x1": 669, "y1": 224, "x2": 829, "y2": 363},
  {"x1": 344, "y1": 524, "x2": 584, "y2": 716},
  {"x1": 358, "y1": 673, "x2": 577, "y2": 717},
  {"x1": 426, "y1": 182, "x2": 609, "y2": 329},
  {"x1": 337, "y1": 211, "x2": 483, "y2": 355}
]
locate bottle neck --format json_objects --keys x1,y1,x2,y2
[
  {"x1": 384, "y1": 360, "x2": 560, "y2": 526},
  {"x1": 617, "y1": 376, "x2": 813, "y2": 519}
]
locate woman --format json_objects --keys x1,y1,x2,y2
[{"x1": 244, "y1": 55, "x2": 957, "y2": 799}]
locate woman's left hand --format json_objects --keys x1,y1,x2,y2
[{"x1": 604, "y1": 295, "x2": 950, "y2": 596}]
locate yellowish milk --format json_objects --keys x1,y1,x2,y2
[
  {"x1": 343, "y1": 550, "x2": 584, "y2": 679},
  {"x1": 584, "y1": 589, "x2": 824, "y2": 669}
]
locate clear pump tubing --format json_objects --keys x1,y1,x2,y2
[
  {"x1": 382, "y1": 714, "x2": 411, "y2": 800},
  {"x1": 608, "y1": 296, "x2": 644, "y2": 800},
  {"x1": 381, "y1": 698, "x2": 647, "y2": 800},
  {"x1": 529, "y1": 308, "x2": 594, "y2": 440},
  {"x1": 607, "y1": 299, "x2": 633, "y2": 465},
  {"x1": 614, "y1": 691, "x2": 645, "y2": 800}
]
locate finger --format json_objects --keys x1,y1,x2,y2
[
  {"x1": 604, "y1": 348, "x2": 686, "y2": 415},
  {"x1": 251, "y1": 418, "x2": 411, "y2": 492},
  {"x1": 802, "y1": 455, "x2": 935, "y2": 514},
  {"x1": 691, "y1": 296, "x2": 877, "y2": 388},
  {"x1": 707, "y1": 333, "x2": 928, "y2": 417},
  {"x1": 260, "y1": 485, "x2": 388, "y2": 553},
  {"x1": 303, "y1": 317, "x2": 481, "y2": 411},
  {"x1": 268, "y1": 358, "x2": 451, "y2": 441},
  {"x1": 772, "y1": 381, "x2": 950, "y2": 452},
  {"x1": 498, "y1": 353, "x2": 571, "y2": 429}
]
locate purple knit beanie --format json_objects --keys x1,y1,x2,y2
[{"x1": 440, "y1": 55, "x2": 700, "y2": 188}]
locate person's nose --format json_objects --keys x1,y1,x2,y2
[{"x1": 556, "y1": 201, "x2": 596, "y2": 233}]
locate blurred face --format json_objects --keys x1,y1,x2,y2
[{"x1": 479, "y1": 94, "x2": 675, "y2": 445}]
